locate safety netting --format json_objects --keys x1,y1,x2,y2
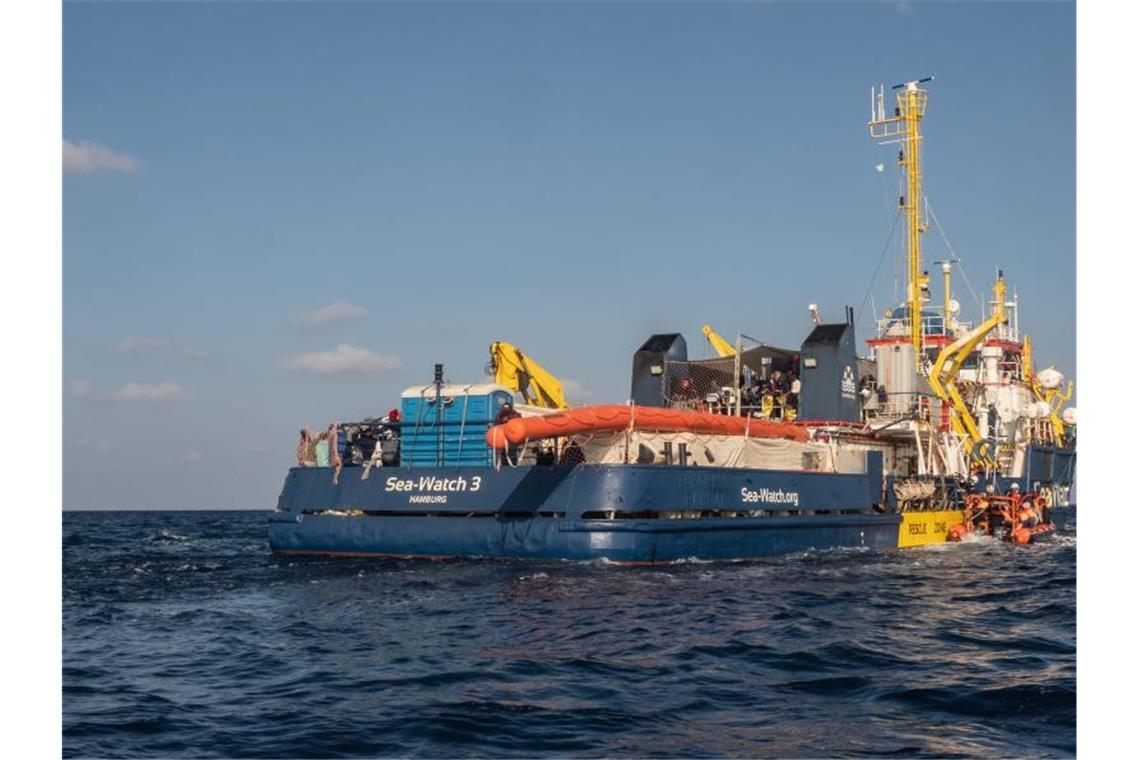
[{"x1": 659, "y1": 344, "x2": 800, "y2": 413}]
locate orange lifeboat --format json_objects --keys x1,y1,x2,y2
[
  {"x1": 954, "y1": 492, "x2": 1057, "y2": 545},
  {"x1": 486, "y1": 404, "x2": 809, "y2": 449}
]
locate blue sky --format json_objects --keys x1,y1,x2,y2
[{"x1": 63, "y1": 1, "x2": 1075, "y2": 509}]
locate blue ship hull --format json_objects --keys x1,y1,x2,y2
[{"x1": 269, "y1": 462, "x2": 901, "y2": 563}]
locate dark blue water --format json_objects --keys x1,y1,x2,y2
[{"x1": 63, "y1": 511, "x2": 1075, "y2": 758}]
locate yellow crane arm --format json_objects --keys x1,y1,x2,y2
[
  {"x1": 929, "y1": 276, "x2": 1006, "y2": 460},
  {"x1": 701, "y1": 325, "x2": 737, "y2": 357},
  {"x1": 488, "y1": 341, "x2": 568, "y2": 410},
  {"x1": 1046, "y1": 380, "x2": 1073, "y2": 441},
  {"x1": 1024, "y1": 335, "x2": 1074, "y2": 442},
  {"x1": 1050, "y1": 381, "x2": 1073, "y2": 414}
]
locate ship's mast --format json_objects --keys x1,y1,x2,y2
[
  {"x1": 933, "y1": 257, "x2": 959, "y2": 331},
  {"x1": 869, "y1": 77, "x2": 933, "y2": 368}
]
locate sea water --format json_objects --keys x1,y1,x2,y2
[{"x1": 63, "y1": 510, "x2": 1075, "y2": 757}]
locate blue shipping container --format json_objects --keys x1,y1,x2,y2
[{"x1": 399, "y1": 383, "x2": 513, "y2": 467}]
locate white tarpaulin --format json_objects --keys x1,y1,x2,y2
[{"x1": 575, "y1": 430, "x2": 860, "y2": 473}]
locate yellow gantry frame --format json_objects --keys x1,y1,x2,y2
[
  {"x1": 701, "y1": 325, "x2": 737, "y2": 358},
  {"x1": 869, "y1": 81, "x2": 931, "y2": 369},
  {"x1": 1023, "y1": 335, "x2": 1074, "y2": 442},
  {"x1": 928, "y1": 275, "x2": 1006, "y2": 464},
  {"x1": 488, "y1": 341, "x2": 568, "y2": 410}
]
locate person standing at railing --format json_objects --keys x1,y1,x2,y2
[
  {"x1": 768, "y1": 370, "x2": 790, "y2": 419},
  {"x1": 786, "y1": 372, "x2": 801, "y2": 415},
  {"x1": 296, "y1": 428, "x2": 316, "y2": 467}
]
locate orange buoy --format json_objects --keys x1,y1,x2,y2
[{"x1": 486, "y1": 404, "x2": 809, "y2": 449}]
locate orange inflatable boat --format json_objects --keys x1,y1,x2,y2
[{"x1": 486, "y1": 404, "x2": 809, "y2": 449}]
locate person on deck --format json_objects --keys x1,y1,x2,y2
[
  {"x1": 770, "y1": 370, "x2": 790, "y2": 395},
  {"x1": 786, "y1": 372, "x2": 801, "y2": 413},
  {"x1": 495, "y1": 398, "x2": 521, "y2": 425},
  {"x1": 768, "y1": 370, "x2": 789, "y2": 418},
  {"x1": 296, "y1": 428, "x2": 317, "y2": 467}
]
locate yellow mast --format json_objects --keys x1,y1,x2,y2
[{"x1": 869, "y1": 77, "x2": 932, "y2": 368}]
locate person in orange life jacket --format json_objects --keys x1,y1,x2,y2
[{"x1": 1006, "y1": 482, "x2": 1039, "y2": 527}]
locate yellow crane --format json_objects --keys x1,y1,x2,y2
[
  {"x1": 928, "y1": 273, "x2": 1006, "y2": 463},
  {"x1": 488, "y1": 341, "x2": 568, "y2": 410},
  {"x1": 701, "y1": 325, "x2": 737, "y2": 358}
]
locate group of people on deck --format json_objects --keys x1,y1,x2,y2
[{"x1": 743, "y1": 369, "x2": 801, "y2": 419}]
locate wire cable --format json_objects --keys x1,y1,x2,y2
[
  {"x1": 856, "y1": 210, "x2": 902, "y2": 330},
  {"x1": 927, "y1": 202, "x2": 985, "y2": 319}
]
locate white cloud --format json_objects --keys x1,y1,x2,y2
[
  {"x1": 183, "y1": 450, "x2": 204, "y2": 462},
  {"x1": 561, "y1": 378, "x2": 591, "y2": 401},
  {"x1": 293, "y1": 302, "x2": 368, "y2": 325},
  {"x1": 108, "y1": 382, "x2": 186, "y2": 402},
  {"x1": 63, "y1": 139, "x2": 140, "y2": 174},
  {"x1": 112, "y1": 337, "x2": 168, "y2": 354},
  {"x1": 279, "y1": 345, "x2": 400, "y2": 375},
  {"x1": 69, "y1": 380, "x2": 92, "y2": 397}
]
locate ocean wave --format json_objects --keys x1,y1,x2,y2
[
  {"x1": 144, "y1": 529, "x2": 190, "y2": 542},
  {"x1": 63, "y1": 510, "x2": 1075, "y2": 758}
]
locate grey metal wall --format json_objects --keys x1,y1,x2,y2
[
  {"x1": 799, "y1": 322, "x2": 861, "y2": 422},
  {"x1": 630, "y1": 333, "x2": 688, "y2": 407}
]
